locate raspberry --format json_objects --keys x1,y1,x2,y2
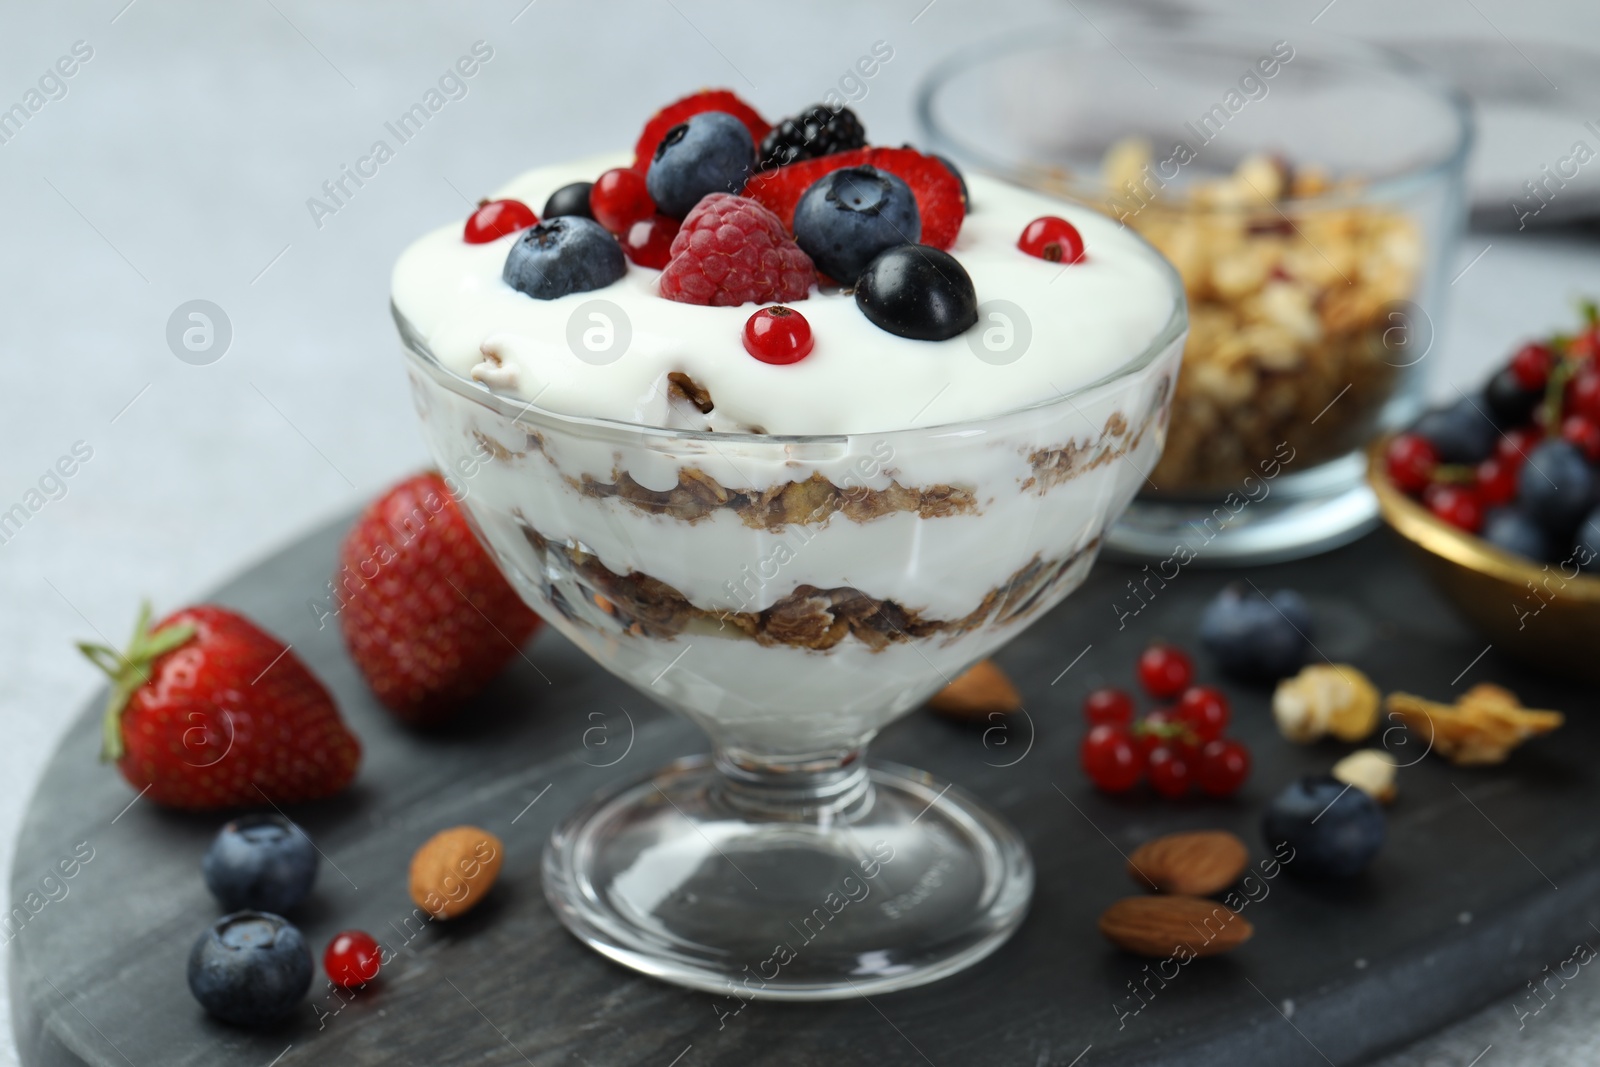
[
  {"x1": 743, "y1": 146, "x2": 966, "y2": 249},
  {"x1": 658, "y1": 194, "x2": 814, "y2": 307},
  {"x1": 633, "y1": 89, "x2": 770, "y2": 173}
]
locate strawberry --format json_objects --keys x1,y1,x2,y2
[
  {"x1": 633, "y1": 89, "x2": 770, "y2": 173},
  {"x1": 743, "y1": 146, "x2": 966, "y2": 250},
  {"x1": 336, "y1": 472, "x2": 541, "y2": 725},
  {"x1": 79, "y1": 604, "x2": 360, "y2": 809}
]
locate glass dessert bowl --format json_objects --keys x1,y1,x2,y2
[
  {"x1": 393, "y1": 128, "x2": 1185, "y2": 999},
  {"x1": 918, "y1": 19, "x2": 1472, "y2": 562}
]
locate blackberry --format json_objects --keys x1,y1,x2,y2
[{"x1": 759, "y1": 105, "x2": 867, "y2": 170}]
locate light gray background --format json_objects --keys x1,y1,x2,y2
[{"x1": 3, "y1": 1, "x2": 1598, "y2": 1064}]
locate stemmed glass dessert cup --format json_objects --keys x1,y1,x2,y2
[{"x1": 396, "y1": 280, "x2": 1186, "y2": 998}]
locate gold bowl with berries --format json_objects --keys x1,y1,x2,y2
[{"x1": 1368, "y1": 436, "x2": 1600, "y2": 682}]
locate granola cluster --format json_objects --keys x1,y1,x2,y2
[
  {"x1": 1100, "y1": 142, "x2": 1424, "y2": 489},
  {"x1": 519, "y1": 523, "x2": 1092, "y2": 651},
  {"x1": 573, "y1": 469, "x2": 977, "y2": 531},
  {"x1": 1385, "y1": 684, "x2": 1564, "y2": 766}
]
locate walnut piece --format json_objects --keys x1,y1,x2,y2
[
  {"x1": 1272, "y1": 664, "x2": 1380, "y2": 743},
  {"x1": 666, "y1": 371, "x2": 714, "y2": 413},
  {"x1": 1385, "y1": 684, "x2": 1563, "y2": 766},
  {"x1": 1332, "y1": 749, "x2": 1397, "y2": 804}
]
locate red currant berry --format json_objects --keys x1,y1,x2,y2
[
  {"x1": 1137, "y1": 643, "x2": 1193, "y2": 699},
  {"x1": 590, "y1": 168, "x2": 656, "y2": 234},
  {"x1": 1496, "y1": 425, "x2": 1542, "y2": 463},
  {"x1": 1135, "y1": 708, "x2": 1177, "y2": 758},
  {"x1": 1568, "y1": 368, "x2": 1600, "y2": 422},
  {"x1": 1080, "y1": 724, "x2": 1143, "y2": 792},
  {"x1": 324, "y1": 930, "x2": 382, "y2": 989},
  {"x1": 1176, "y1": 686, "x2": 1230, "y2": 742},
  {"x1": 743, "y1": 306, "x2": 815, "y2": 365},
  {"x1": 1423, "y1": 482, "x2": 1484, "y2": 533},
  {"x1": 463, "y1": 199, "x2": 538, "y2": 244},
  {"x1": 1083, "y1": 687, "x2": 1135, "y2": 727},
  {"x1": 1017, "y1": 216, "x2": 1085, "y2": 264},
  {"x1": 621, "y1": 214, "x2": 679, "y2": 269},
  {"x1": 1509, "y1": 343, "x2": 1555, "y2": 390},
  {"x1": 1561, "y1": 414, "x2": 1600, "y2": 461},
  {"x1": 1474, "y1": 456, "x2": 1517, "y2": 507},
  {"x1": 1146, "y1": 746, "x2": 1192, "y2": 799},
  {"x1": 1385, "y1": 433, "x2": 1438, "y2": 493},
  {"x1": 1195, "y1": 738, "x2": 1251, "y2": 797}
]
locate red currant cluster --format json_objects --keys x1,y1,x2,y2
[
  {"x1": 1079, "y1": 643, "x2": 1252, "y2": 798},
  {"x1": 1384, "y1": 305, "x2": 1600, "y2": 558}
]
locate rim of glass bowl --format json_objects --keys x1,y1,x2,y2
[
  {"x1": 391, "y1": 243, "x2": 1186, "y2": 447},
  {"x1": 915, "y1": 17, "x2": 1475, "y2": 214}
]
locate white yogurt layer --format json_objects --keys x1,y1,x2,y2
[{"x1": 392, "y1": 154, "x2": 1175, "y2": 436}]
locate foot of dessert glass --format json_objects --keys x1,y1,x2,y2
[
  {"x1": 543, "y1": 752, "x2": 1031, "y2": 999},
  {"x1": 397, "y1": 250, "x2": 1185, "y2": 997}
]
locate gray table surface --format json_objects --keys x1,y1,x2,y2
[{"x1": 2, "y1": 1, "x2": 1598, "y2": 1064}]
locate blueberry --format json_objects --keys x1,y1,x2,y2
[
  {"x1": 1482, "y1": 506, "x2": 1553, "y2": 562},
  {"x1": 854, "y1": 245, "x2": 977, "y2": 342},
  {"x1": 503, "y1": 216, "x2": 626, "y2": 300},
  {"x1": 1516, "y1": 440, "x2": 1595, "y2": 535},
  {"x1": 202, "y1": 814, "x2": 318, "y2": 914},
  {"x1": 794, "y1": 165, "x2": 922, "y2": 285},
  {"x1": 542, "y1": 181, "x2": 594, "y2": 221},
  {"x1": 1198, "y1": 583, "x2": 1312, "y2": 681},
  {"x1": 187, "y1": 912, "x2": 312, "y2": 1026},
  {"x1": 1262, "y1": 775, "x2": 1385, "y2": 879},
  {"x1": 1412, "y1": 397, "x2": 1496, "y2": 463},
  {"x1": 1483, "y1": 368, "x2": 1542, "y2": 429},
  {"x1": 646, "y1": 111, "x2": 755, "y2": 218},
  {"x1": 1575, "y1": 505, "x2": 1600, "y2": 571}
]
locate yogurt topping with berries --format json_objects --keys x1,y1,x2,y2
[{"x1": 391, "y1": 154, "x2": 1177, "y2": 436}]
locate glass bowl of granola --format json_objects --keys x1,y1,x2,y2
[{"x1": 919, "y1": 18, "x2": 1473, "y2": 561}]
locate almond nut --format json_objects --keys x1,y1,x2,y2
[
  {"x1": 1098, "y1": 895, "x2": 1254, "y2": 958},
  {"x1": 927, "y1": 660, "x2": 1021, "y2": 720},
  {"x1": 1127, "y1": 830, "x2": 1249, "y2": 896},
  {"x1": 409, "y1": 826, "x2": 504, "y2": 920}
]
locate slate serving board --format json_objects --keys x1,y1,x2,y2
[{"x1": 10, "y1": 516, "x2": 1598, "y2": 1067}]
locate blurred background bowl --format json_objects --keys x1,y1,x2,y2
[
  {"x1": 1368, "y1": 435, "x2": 1600, "y2": 681},
  {"x1": 919, "y1": 18, "x2": 1473, "y2": 565}
]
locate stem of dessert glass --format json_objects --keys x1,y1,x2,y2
[{"x1": 712, "y1": 743, "x2": 874, "y2": 823}]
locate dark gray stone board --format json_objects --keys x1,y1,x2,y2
[{"x1": 10, "y1": 516, "x2": 1597, "y2": 1066}]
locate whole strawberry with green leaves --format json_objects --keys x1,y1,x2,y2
[{"x1": 80, "y1": 604, "x2": 360, "y2": 809}]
